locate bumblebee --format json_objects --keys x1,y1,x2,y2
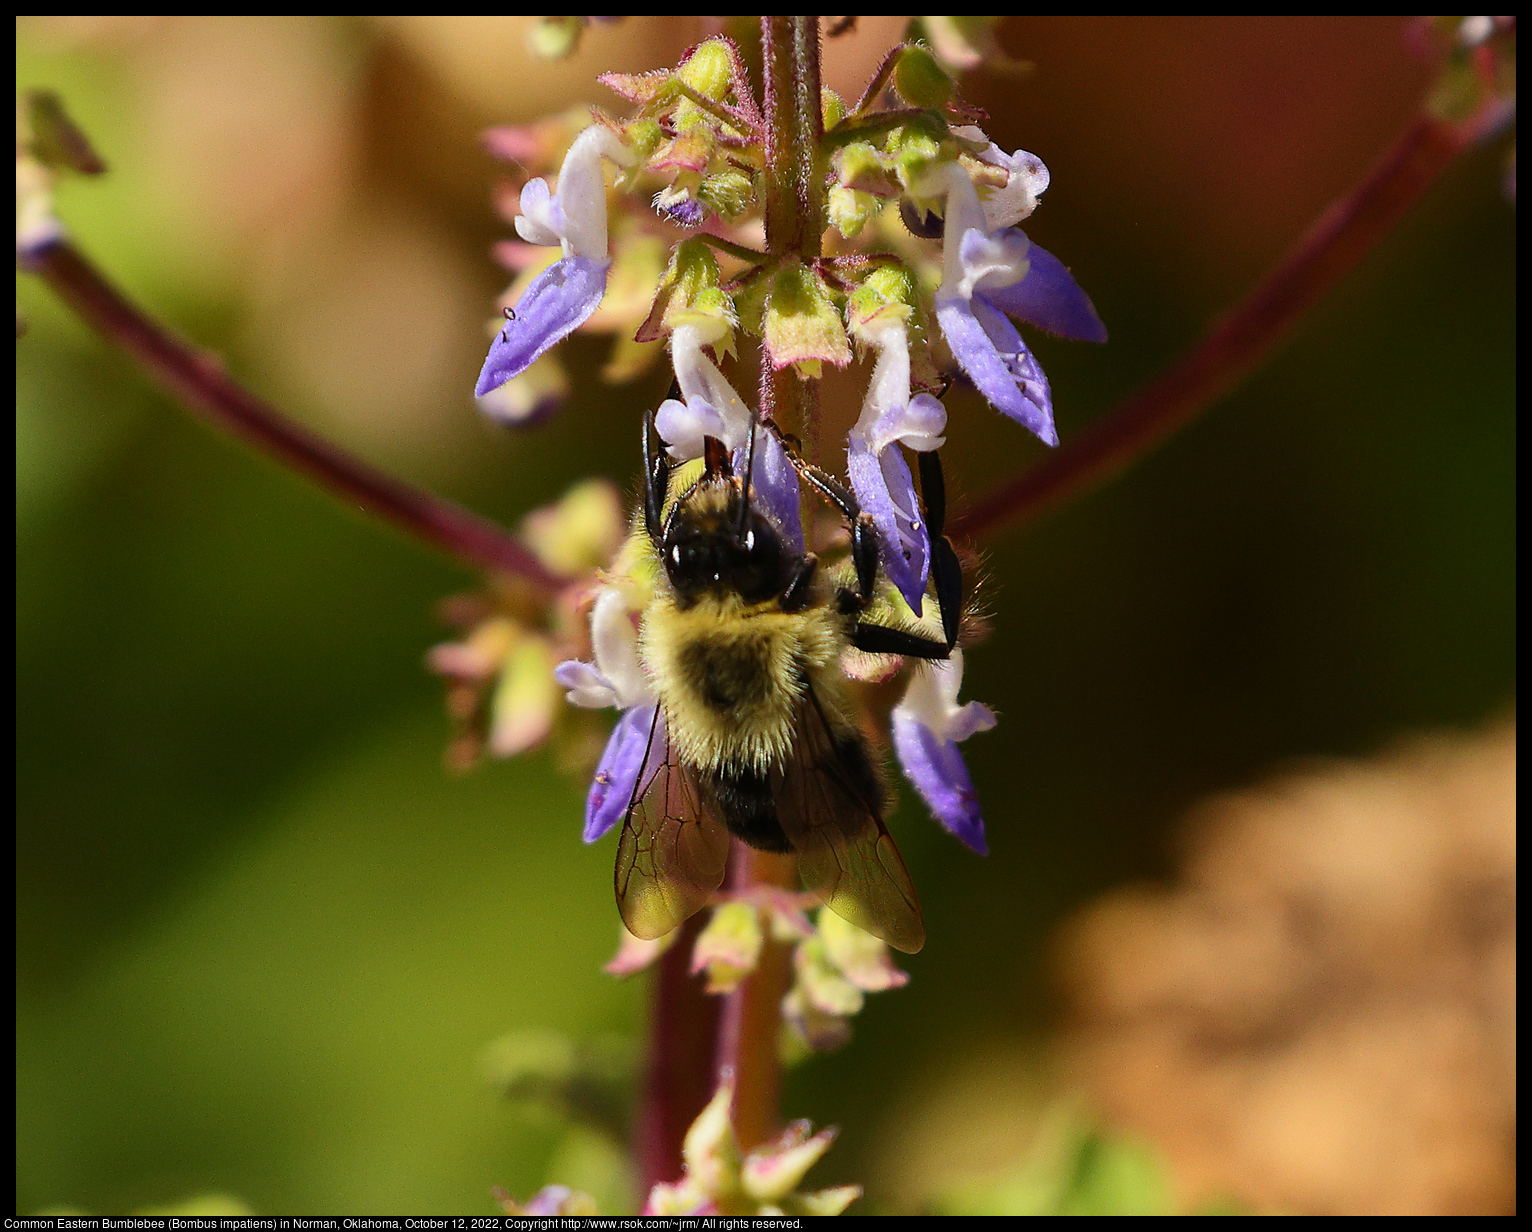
[{"x1": 614, "y1": 405, "x2": 963, "y2": 954}]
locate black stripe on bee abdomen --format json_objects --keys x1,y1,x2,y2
[
  {"x1": 709, "y1": 765, "x2": 792, "y2": 853},
  {"x1": 678, "y1": 637, "x2": 776, "y2": 713}
]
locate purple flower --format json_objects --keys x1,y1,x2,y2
[
  {"x1": 735, "y1": 424, "x2": 805, "y2": 557},
  {"x1": 930, "y1": 158, "x2": 1105, "y2": 447},
  {"x1": 553, "y1": 586, "x2": 656, "y2": 843},
  {"x1": 475, "y1": 258, "x2": 610, "y2": 397},
  {"x1": 891, "y1": 650, "x2": 997, "y2": 854},
  {"x1": 845, "y1": 318, "x2": 947, "y2": 611},
  {"x1": 475, "y1": 125, "x2": 633, "y2": 401}
]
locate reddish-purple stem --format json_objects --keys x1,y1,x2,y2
[
  {"x1": 634, "y1": 912, "x2": 720, "y2": 1193},
  {"x1": 22, "y1": 239, "x2": 562, "y2": 592}
]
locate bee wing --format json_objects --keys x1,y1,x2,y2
[
  {"x1": 615, "y1": 705, "x2": 730, "y2": 941},
  {"x1": 772, "y1": 686, "x2": 926, "y2": 954}
]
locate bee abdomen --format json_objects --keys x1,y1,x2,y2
[{"x1": 709, "y1": 766, "x2": 792, "y2": 853}]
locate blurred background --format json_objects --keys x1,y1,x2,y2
[{"x1": 16, "y1": 16, "x2": 1514, "y2": 1217}]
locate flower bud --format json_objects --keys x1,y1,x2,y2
[
  {"x1": 488, "y1": 633, "x2": 558, "y2": 757},
  {"x1": 604, "y1": 923, "x2": 677, "y2": 977},
  {"x1": 683, "y1": 1083, "x2": 743, "y2": 1202},
  {"x1": 887, "y1": 124, "x2": 946, "y2": 197},
  {"x1": 620, "y1": 117, "x2": 665, "y2": 166},
  {"x1": 821, "y1": 87, "x2": 848, "y2": 130},
  {"x1": 676, "y1": 38, "x2": 737, "y2": 104},
  {"x1": 794, "y1": 1185, "x2": 863, "y2": 1216},
  {"x1": 691, "y1": 901, "x2": 765, "y2": 993},
  {"x1": 698, "y1": 167, "x2": 754, "y2": 221},
  {"x1": 818, "y1": 907, "x2": 910, "y2": 993},
  {"x1": 520, "y1": 478, "x2": 625, "y2": 579},
  {"x1": 742, "y1": 1124, "x2": 837, "y2": 1202},
  {"x1": 894, "y1": 45, "x2": 956, "y2": 110},
  {"x1": 834, "y1": 141, "x2": 899, "y2": 197},
  {"x1": 763, "y1": 262, "x2": 851, "y2": 376},
  {"x1": 794, "y1": 934, "x2": 864, "y2": 1017},
  {"x1": 658, "y1": 239, "x2": 736, "y2": 338},
  {"x1": 846, "y1": 264, "x2": 916, "y2": 341}
]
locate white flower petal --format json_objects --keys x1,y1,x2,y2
[
  {"x1": 893, "y1": 650, "x2": 991, "y2": 744},
  {"x1": 554, "y1": 658, "x2": 619, "y2": 709},
  {"x1": 671, "y1": 324, "x2": 752, "y2": 452},
  {"x1": 589, "y1": 586, "x2": 650, "y2": 707},
  {"x1": 514, "y1": 178, "x2": 563, "y2": 247}
]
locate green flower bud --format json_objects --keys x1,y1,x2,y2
[
  {"x1": 742, "y1": 1125, "x2": 837, "y2": 1202},
  {"x1": 846, "y1": 263, "x2": 917, "y2": 339},
  {"x1": 621, "y1": 117, "x2": 664, "y2": 166},
  {"x1": 521, "y1": 479, "x2": 625, "y2": 578},
  {"x1": 729, "y1": 263, "x2": 773, "y2": 340},
  {"x1": 698, "y1": 167, "x2": 755, "y2": 221},
  {"x1": 677, "y1": 37, "x2": 737, "y2": 102},
  {"x1": 887, "y1": 124, "x2": 946, "y2": 193},
  {"x1": 828, "y1": 185, "x2": 882, "y2": 239},
  {"x1": 683, "y1": 1083, "x2": 743, "y2": 1202},
  {"x1": 834, "y1": 141, "x2": 899, "y2": 196},
  {"x1": 794, "y1": 933, "x2": 864, "y2": 1017},
  {"x1": 792, "y1": 1186, "x2": 862, "y2": 1217},
  {"x1": 894, "y1": 45, "x2": 956, "y2": 109},
  {"x1": 818, "y1": 907, "x2": 910, "y2": 993},
  {"x1": 821, "y1": 87, "x2": 847, "y2": 131},
  {"x1": 488, "y1": 633, "x2": 558, "y2": 757},
  {"x1": 659, "y1": 239, "x2": 737, "y2": 344},
  {"x1": 763, "y1": 262, "x2": 851, "y2": 376},
  {"x1": 691, "y1": 901, "x2": 764, "y2": 993}
]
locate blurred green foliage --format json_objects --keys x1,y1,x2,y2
[
  {"x1": 17, "y1": 16, "x2": 1514, "y2": 1216},
  {"x1": 935, "y1": 1109, "x2": 1256, "y2": 1216}
]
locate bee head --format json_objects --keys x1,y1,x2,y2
[{"x1": 662, "y1": 489, "x2": 787, "y2": 605}]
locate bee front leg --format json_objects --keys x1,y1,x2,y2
[
  {"x1": 917, "y1": 450, "x2": 962, "y2": 652},
  {"x1": 642, "y1": 405, "x2": 672, "y2": 545},
  {"x1": 780, "y1": 554, "x2": 819, "y2": 613}
]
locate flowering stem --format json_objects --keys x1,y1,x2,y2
[
  {"x1": 635, "y1": 912, "x2": 720, "y2": 1193},
  {"x1": 684, "y1": 16, "x2": 828, "y2": 1154},
  {"x1": 19, "y1": 238, "x2": 562, "y2": 592},
  {"x1": 714, "y1": 844, "x2": 796, "y2": 1150},
  {"x1": 951, "y1": 110, "x2": 1498, "y2": 542},
  {"x1": 761, "y1": 14, "x2": 825, "y2": 462}
]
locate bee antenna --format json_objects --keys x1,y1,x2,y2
[{"x1": 737, "y1": 412, "x2": 759, "y2": 535}]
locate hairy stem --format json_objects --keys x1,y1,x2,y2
[
  {"x1": 634, "y1": 912, "x2": 720, "y2": 1193},
  {"x1": 761, "y1": 14, "x2": 825, "y2": 461},
  {"x1": 951, "y1": 111, "x2": 1496, "y2": 541},
  {"x1": 714, "y1": 844, "x2": 796, "y2": 1150},
  {"x1": 697, "y1": 15, "x2": 827, "y2": 1152},
  {"x1": 21, "y1": 239, "x2": 561, "y2": 591}
]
